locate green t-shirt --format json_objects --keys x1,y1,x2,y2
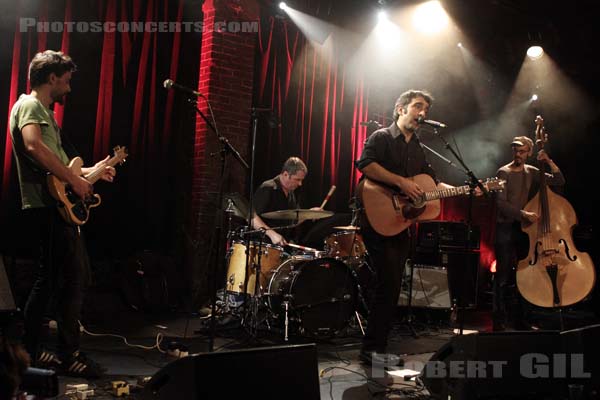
[{"x1": 9, "y1": 94, "x2": 70, "y2": 209}]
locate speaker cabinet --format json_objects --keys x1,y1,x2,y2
[
  {"x1": 414, "y1": 250, "x2": 479, "y2": 308},
  {"x1": 417, "y1": 221, "x2": 480, "y2": 250},
  {"x1": 140, "y1": 344, "x2": 320, "y2": 400},
  {"x1": 422, "y1": 326, "x2": 600, "y2": 399}
]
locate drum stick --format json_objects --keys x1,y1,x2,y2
[
  {"x1": 286, "y1": 243, "x2": 319, "y2": 253},
  {"x1": 319, "y1": 185, "x2": 336, "y2": 209}
]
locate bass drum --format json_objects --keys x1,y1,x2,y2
[{"x1": 267, "y1": 257, "x2": 358, "y2": 338}]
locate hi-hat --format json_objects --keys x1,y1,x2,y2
[
  {"x1": 261, "y1": 209, "x2": 334, "y2": 221},
  {"x1": 223, "y1": 192, "x2": 249, "y2": 220},
  {"x1": 333, "y1": 225, "x2": 360, "y2": 231}
]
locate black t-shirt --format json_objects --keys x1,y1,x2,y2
[
  {"x1": 355, "y1": 122, "x2": 436, "y2": 181},
  {"x1": 253, "y1": 176, "x2": 300, "y2": 239}
]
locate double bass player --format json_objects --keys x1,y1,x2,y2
[{"x1": 493, "y1": 134, "x2": 565, "y2": 331}]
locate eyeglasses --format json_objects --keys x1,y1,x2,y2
[{"x1": 512, "y1": 149, "x2": 529, "y2": 155}]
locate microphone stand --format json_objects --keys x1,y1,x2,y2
[
  {"x1": 190, "y1": 96, "x2": 248, "y2": 352},
  {"x1": 427, "y1": 127, "x2": 487, "y2": 335},
  {"x1": 404, "y1": 225, "x2": 419, "y2": 338},
  {"x1": 239, "y1": 108, "x2": 273, "y2": 340}
]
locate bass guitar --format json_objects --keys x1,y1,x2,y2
[
  {"x1": 47, "y1": 146, "x2": 128, "y2": 226},
  {"x1": 358, "y1": 174, "x2": 505, "y2": 236}
]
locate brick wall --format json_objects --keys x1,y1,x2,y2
[{"x1": 190, "y1": 0, "x2": 259, "y2": 302}]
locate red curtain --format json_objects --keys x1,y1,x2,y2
[{"x1": 255, "y1": 15, "x2": 369, "y2": 212}]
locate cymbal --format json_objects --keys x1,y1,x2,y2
[
  {"x1": 333, "y1": 225, "x2": 360, "y2": 231},
  {"x1": 261, "y1": 209, "x2": 334, "y2": 221},
  {"x1": 223, "y1": 192, "x2": 249, "y2": 220}
]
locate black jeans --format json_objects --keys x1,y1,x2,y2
[
  {"x1": 493, "y1": 222, "x2": 528, "y2": 322},
  {"x1": 360, "y1": 216, "x2": 410, "y2": 353},
  {"x1": 22, "y1": 207, "x2": 90, "y2": 361}
]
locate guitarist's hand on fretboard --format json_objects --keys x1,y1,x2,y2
[{"x1": 83, "y1": 155, "x2": 116, "y2": 183}]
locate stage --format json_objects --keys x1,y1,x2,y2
[{"x1": 43, "y1": 295, "x2": 600, "y2": 399}]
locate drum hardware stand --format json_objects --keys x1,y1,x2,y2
[
  {"x1": 283, "y1": 300, "x2": 290, "y2": 341},
  {"x1": 348, "y1": 264, "x2": 369, "y2": 335},
  {"x1": 220, "y1": 199, "x2": 238, "y2": 315},
  {"x1": 347, "y1": 199, "x2": 371, "y2": 336}
]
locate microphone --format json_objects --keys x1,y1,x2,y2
[
  {"x1": 163, "y1": 79, "x2": 202, "y2": 97},
  {"x1": 417, "y1": 116, "x2": 447, "y2": 128}
]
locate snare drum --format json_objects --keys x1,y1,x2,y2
[
  {"x1": 267, "y1": 257, "x2": 357, "y2": 337},
  {"x1": 324, "y1": 231, "x2": 367, "y2": 262},
  {"x1": 225, "y1": 240, "x2": 286, "y2": 295}
]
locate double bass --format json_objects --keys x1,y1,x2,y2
[{"x1": 516, "y1": 116, "x2": 595, "y2": 307}]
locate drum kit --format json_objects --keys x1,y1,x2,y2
[{"x1": 221, "y1": 206, "x2": 372, "y2": 340}]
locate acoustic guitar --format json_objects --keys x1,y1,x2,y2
[
  {"x1": 47, "y1": 145, "x2": 128, "y2": 225},
  {"x1": 358, "y1": 174, "x2": 505, "y2": 236}
]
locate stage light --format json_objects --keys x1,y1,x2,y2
[
  {"x1": 279, "y1": 2, "x2": 287, "y2": 10},
  {"x1": 412, "y1": 1, "x2": 449, "y2": 34},
  {"x1": 378, "y1": 10, "x2": 387, "y2": 21},
  {"x1": 526, "y1": 45, "x2": 544, "y2": 60},
  {"x1": 457, "y1": 42, "x2": 463, "y2": 48},
  {"x1": 531, "y1": 94, "x2": 538, "y2": 101}
]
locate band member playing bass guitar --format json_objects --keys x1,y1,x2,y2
[
  {"x1": 9, "y1": 50, "x2": 115, "y2": 378},
  {"x1": 493, "y1": 135, "x2": 565, "y2": 331},
  {"x1": 355, "y1": 90, "x2": 481, "y2": 366}
]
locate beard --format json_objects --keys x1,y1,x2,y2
[
  {"x1": 51, "y1": 90, "x2": 67, "y2": 105},
  {"x1": 513, "y1": 157, "x2": 523, "y2": 166},
  {"x1": 53, "y1": 95, "x2": 66, "y2": 105}
]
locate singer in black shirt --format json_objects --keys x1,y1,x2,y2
[{"x1": 356, "y1": 90, "x2": 453, "y2": 366}]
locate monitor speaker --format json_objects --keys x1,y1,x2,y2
[
  {"x1": 422, "y1": 326, "x2": 600, "y2": 399},
  {"x1": 140, "y1": 344, "x2": 320, "y2": 400}
]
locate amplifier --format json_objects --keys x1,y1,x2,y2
[
  {"x1": 412, "y1": 250, "x2": 480, "y2": 308},
  {"x1": 398, "y1": 264, "x2": 451, "y2": 309},
  {"x1": 417, "y1": 221, "x2": 480, "y2": 250}
]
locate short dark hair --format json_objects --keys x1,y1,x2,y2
[
  {"x1": 281, "y1": 157, "x2": 307, "y2": 176},
  {"x1": 28, "y1": 50, "x2": 77, "y2": 88},
  {"x1": 392, "y1": 90, "x2": 434, "y2": 121}
]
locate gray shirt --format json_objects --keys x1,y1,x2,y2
[{"x1": 495, "y1": 163, "x2": 565, "y2": 223}]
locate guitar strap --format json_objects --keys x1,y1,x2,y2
[{"x1": 59, "y1": 130, "x2": 81, "y2": 160}]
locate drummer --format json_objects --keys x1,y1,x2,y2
[{"x1": 252, "y1": 157, "x2": 309, "y2": 246}]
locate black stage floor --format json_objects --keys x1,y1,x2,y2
[{"x1": 26, "y1": 294, "x2": 600, "y2": 400}]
